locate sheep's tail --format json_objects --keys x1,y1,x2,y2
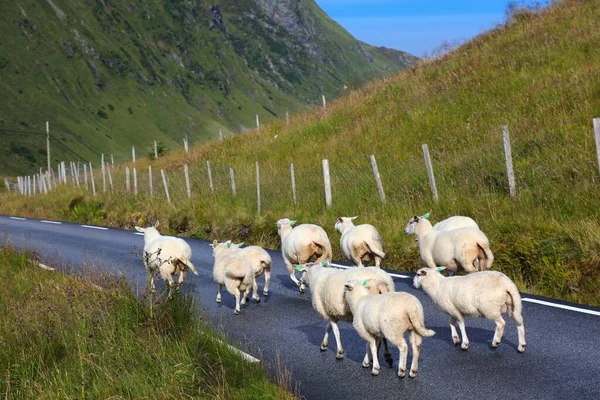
[
  {"x1": 408, "y1": 304, "x2": 435, "y2": 338},
  {"x1": 505, "y1": 281, "x2": 524, "y2": 326},
  {"x1": 239, "y1": 267, "x2": 254, "y2": 292},
  {"x1": 365, "y1": 237, "x2": 386, "y2": 260},
  {"x1": 476, "y1": 242, "x2": 494, "y2": 271},
  {"x1": 173, "y1": 258, "x2": 198, "y2": 276},
  {"x1": 185, "y1": 259, "x2": 199, "y2": 276},
  {"x1": 311, "y1": 240, "x2": 332, "y2": 266}
]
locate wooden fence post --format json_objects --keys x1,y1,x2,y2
[
  {"x1": 154, "y1": 140, "x2": 158, "y2": 159},
  {"x1": 33, "y1": 175, "x2": 36, "y2": 196},
  {"x1": 148, "y1": 166, "x2": 154, "y2": 199},
  {"x1": 184, "y1": 164, "x2": 191, "y2": 199},
  {"x1": 183, "y1": 137, "x2": 188, "y2": 153},
  {"x1": 502, "y1": 125, "x2": 516, "y2": 198},
  {"x1": 89, "y1": 162, "x2": 96, "y2": 196},
  {"x1": 206, "y1": 160, "x2": 214, "y2": 194},
  {"x1": 111, "y1": 154, "x2": 114, "y2": 166},
  {"x1": 133, "y1": 167, "x2": 138, "y2": 196},
  {"x1": 219, "y1": 129, "x2": 223, "y2": 141},
  {"x1": 125, "y1": 167, "x2": 130, "y2": 193},
  {"x1": 161, "y1": 169, "x2": 171, "y2": 204},
  {"x1": 322, "y1": 94, "x2": 327, "y2": 110},
  {"x1": 593, "y1": 118, "x2": 600, "y2": 176},
  {"x1": 256, "y1": 162, "x2": 261, "y2": 214},
  {"x1": 322, "y1": 159, "x2": 332, "y2": 208},
  {"x1": 256, "y1": 114, "x2": 260, "y2": 129},
  {"x1": 107, "y1": 165, "x2": 114, "y2": 193},
  {"x1": 83, "y1": 163, "x2": 88, "y2": 190},
  {"x1": 73, "y1": 163, "x2": 80, "y2": 187},
  {"x1": 290, "y1": 163, "x2": 297, "y2": 205},
  {"x1": 101, "y1": 155, "x2": 106, "y2": 193},
  {"x1": 229, "y1": 167, "x2": 236, "y2": 197},
  {"x1": 422, "y1": 144, "x2": 439, "y2": 201},
  {"x1": 132, "y1": 146, "x2": 136, "y2": 163},
  {"x1": 286, "y1": 110, "x2": 289, "y2": 126},
  {"x1": 369, "y1": 154, "x2": 386, "y2": 204}
]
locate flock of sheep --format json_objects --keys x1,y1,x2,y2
[{"x1": 134, "y1": 211, "x2": 526, "y2": 379}]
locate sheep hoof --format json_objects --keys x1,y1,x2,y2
[
  {"x1": 299, "y1": 288, "x2": 305, "y2": 293},
  {"x1": 461, "y1": 343, "x2": 469, "y2": 351},
  {"x1": 452, "y1": 336, "x2": 460, "y2": 345},
  {"x1": 371, "y1": 368, "x2": 380, "y2": 376},
  {"x1": 336, "y1": 352, "x2": 344, "y2": 360},
  {"x1": 216, "y1": 298, "x2": 222, "y2": 303},
  {"x1": 263, "y1": 290, "x2": 269, "y2": 296},
  {"x1": 320, "y1": 344, "x2": 328, "y2": 351},
  {"x1": 398, "y1": 369, "x2": 406, "y2": 378},
  {"x1": 234, "y1": 309, "x2": 240, "y2": 315},
  {"x1": 362, "y1": 361, "x2": 370, "y2": 368},
  {"x1": 253, "y1": 297, "x2": 261, "y2": 303},
  {"x1": 409, "y1": 370, "x2": 417, "y2": 378},
  {"x1": 518, "y1": 344, "x2": 526, "y2": 353},
  {"x1": 492, "y1": 341, "x2": 500, "y2": 348}
]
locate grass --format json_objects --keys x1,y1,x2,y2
[
  {"x1": 2, "y1": 0, "x2": 600, "y2": 306},
  {"x1": 0, "y1": 245, "x2": 295, "y2": 399}
]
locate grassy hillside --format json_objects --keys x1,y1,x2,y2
[
  {"x1": 0, "y1": 0, "x2": 416, "y2": 175},
  {"x1": 0, "y1": 245, "x2": 294, "y2": 399},
  {"x1": 2, "y1": 0, "x2": 600, "y2": 305}
]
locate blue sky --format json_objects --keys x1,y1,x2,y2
[{"x1": 315, "y1": 0, "x2": 541, "y2": 57}]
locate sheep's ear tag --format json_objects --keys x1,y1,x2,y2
[
  {"x1": 351, "y1": 216, "x2": 358, "y2": 221},
  {"x1": 226, "y1": 242, "x2": 231, "y2": 248},
  {"x1": 437, "y1": 267, "x2": 444, "y2": 272},
  {"x1": 423, "y1": 212, "x2": 430, "y2": 220},
  {"x1": 135, "y1": 226, "x2": 144, "y2": 233},
  {"x1": 362, "y1": 280, "x2": 368, "y2": 286},
  {"x1": 319, "y1": 260, "x2": 328, "y2": 266},
  {"x1": 237, "y1": 243, "x2": 244, "y2": 248},
  {"x1": 294, "y1": 265, "x2": 303, "y2": 271},
  {"x1": 289, "y1": 221, "x2": 296, "y2": 227}
]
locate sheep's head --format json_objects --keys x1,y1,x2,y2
[
  {"x1": 276, "y1": 218, "x2": 296, "y2": 235},
  {"x1": 334, "y1": 216, "x2": 358, "y2": 233},
  {"x1": 135, "y1": 220, "x2": 160, "y2": 235},
  {"x1": 413, "y1": 267, "x2": 445, "y2": 288},
  {"x1": 404, "y1": 211, "x2": 431, "y2": 235},
  {"x1": 294, "y1": 259, "x2": 329, "y2": 287},
  {"x1": 343, "y1": 279, "x2": 369, "y2": 292},
  {"x1": 210, "y1": 240, "x2": 235, "y2": 258}
]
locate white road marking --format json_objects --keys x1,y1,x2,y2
[
  {"x1": 81, "y1": 225, "x2": 109, "y2": 230},
  {"x1": 41, "y1": 220, "x2": 62, "y2": 224},
  {"x1": 330, "y1": 263, "x2": 410, "y2": 279},
  {"x1": 214, "y1": 339, "x2": 260, "y2": 363},
  {"x1": 38, "y1": 263, "x2": 55, "y2": 271},
  {"x1": 9, "y1": 217, "x2": 26, "y2": 220},
  {"x1": 522, "y1": 298, "x2": 600, "y2": 316},
  {"x1": 134, "y1": 232, "x2": 144, "y2": 236}
]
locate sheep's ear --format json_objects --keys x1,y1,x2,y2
[
  {"x1": 294, "y1": 264, "x2": 306, "y2": 272},
  {"x1": 290, "y1": 220, "x2": 297, "y2": 227},
  {"x1": 423, "y1": 211, "x2": 430, "y2": 220},
  {"x1": 209, "y1": 243, "x2": 215, "y2": 248},
  {"x1": 154, "y1": 220, "x2": 160, "y2": 228},
  {"x1": 237, "y1": 242, "x2": 244, "y2": 248},
  {"x1": 276, "y1": 222, "x2": 281, "y2": 229},
  {"x1": 344, "y1": 281, "x2": 355, "y2": 290},
  {"x1": 337, "y1": 217, "x2": 343, "y2": 223},
  {"x1": 350, "y1": 216, "x2": 358, "y2": 221},
  {"x1": 135, "y1": 226, "x2": 144, "y2": 233},
  {"x1": 212, "y1": 240, "x2": 218, "y2": 247},
  {"x1": 436, "y1": 267, "x2": 446, "y2": 272},
  {"x1": 226, "y1": 240, "x2": 232, "y2": 248},
  {"x1": 418, "y1": 269, "x2": 427, "y2": 276}
]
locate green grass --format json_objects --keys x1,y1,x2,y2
[
  {"x1": 0, "y1": 245, "x2": 295, "y2": 399},
  {"x1": 2, "y1": 0, "x2": 600, "y2": 306}
]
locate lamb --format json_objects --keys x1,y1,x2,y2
[
  {"x1": 276, "y1": 218, "x2": 332, "y2": 293},
  {"x1": 295, "y1": 262, "x2": 395, "y2": 360},
  {"x1": 211, "y1": 240, "x2": 254, "y2": 315},
  {"x1": 334, "y1": 216, "x2": 385, "y2": 267},
  {"x1": 413, "y1": 267, "x2": 526, "y2": 352},
  {"x1": 344, "y1": 279, "x2": 435, "y2": 378},
  {"x1": 405, "y1": 212, "x2": 493, "y2": 273},
  {"x1": 404, "y1": 212, "x2": 478, "y2": 235},
  {"x1": 228, "y1": 242, "x2": 272, "y2": 301},
  {"x1": 135, "y1": 221, "x2": 198, "y2": 298}
]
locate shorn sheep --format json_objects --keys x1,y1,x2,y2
[
  {"x1": 404, "y1": 212, "x2": 478, "y2": 235},
  {"x1": 405, "y1": 212, "x2": 493, "y2": 273},
  {"x1": 334, "y1": 216, "x2": 385, "y2": 267},
  {"x1": 413, "y1": 267, "x2": 526, "y2": 352},
  {"x1": 344, "y1": 279, "x2": 435, "y2": 378},
  {"x1": 295, "y1": 262, "x2": 395, "y2": 360},
  {"x1": 135, "y1": 221, "x2": 198, "y2": 298},
  {"x1": 277, "y1": 218, "x2": 332, "y2": 293},
  {"x1": 211, "y1": 240, "x2": 254, "y2": 315}
]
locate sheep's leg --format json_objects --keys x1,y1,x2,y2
[
  {"x1": 409, "y1": 331, "x2": 422, "y2": 378},
  {"x1": 330, "y1": 321, "x2": 344, "y2": 360},
  {"x1": 216, "y1": 284, "x2": 222, "y2": 303},
  {"x1": 377, "y1": 338, "x2": 393, "y2": 366},
  {"x1": 147, "y1": 270, "x2": 156, "y2": 294},
  {"x1": 166, "y1": 275, "x2": 176, "y2": 299},
  {"x1": 491, "y1": 314, "x2": 506, "y2": 348},
  {"x1": 233, "y1": 288, "x2": 242, "y2": 315},
  {"x1": 375, "y1": 255, "x2": 382, "y2": 268},
  {"x1": 397, "y1": 336, "x2": 409, "y2": 378},
  {"x1": 321, "y1": 322, "x2": 331, "y2": 351},
  {"x1": 263, "y1": 269, "x2": 271, "y2": 296},
  {"x1": 351, "y1": 255, "x2": 363, "y2": 267},
  {"x1": 449, "y1": 317, "x2": 460, "y2": 345},
  {"x1": 251, "y1": 277, "x2": 260, "y2": 302},
  {"x1": 516, "y1": 323, "x2": 527, "y2": 353},
  {"x1": 178, "y1": 269, "x2": 187, "y2": 286},
  {"x1": 240, "y1": 288, "x2": 247, "y2": 306},
  {"x1": 369, "y1": 339, "x2": 380, "y2": 376},
  {"x1": 362, "y1": 342, "x2": 371, "y2": 368},
  {"x1": 456, "y1": 317, "x2": 470, "y2": 350}
]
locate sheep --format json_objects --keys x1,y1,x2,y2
[
  {"x1": 295, "y1": 262, "x2": 395, "y2": 360},
  {"x1": 404, "y1": 212, "x2": 493, "y2": 273},
  {"x1": 232, "y1": 243, "x2": 273, "y2": 301},
  {"x1": 135, "y1": 221, "x2": 198, "y2": 298},
  {"x1": 344, "y1": 279, "x2": 435, "y2": 378},
  {"x1": 276, "y1": 218, "x2": 332, "y2": 293},
  {"x1": 404, "y1": 212, "x2": 478, "y2": 235},
  {"x1": 334, "y1": 216, "x2": 385, "y2": 267},
  {"x1": 211, "y1": 240, "x2": 254, "y2": 315},
  {"x1": 413, "y1": 267, "x2": 526, "y2": 352}
]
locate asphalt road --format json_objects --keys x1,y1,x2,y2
[{"x1": 1, "y1": 215, "x2": 599, "y2": 400}]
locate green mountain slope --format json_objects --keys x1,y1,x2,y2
[{"x1": 0, "y1": 0, "x2": 417, "y2": 175}]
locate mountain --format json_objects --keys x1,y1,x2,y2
[{"x1": 0, "y1": 0, "x2": 418, "y2": 175}]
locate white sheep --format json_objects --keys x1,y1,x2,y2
[
  {"x1": 405, "y1": 212, "x2": 493, "y2": 273},
  {"x1": 135, "y1": 221, "x2": 198, "y2": 298},
  {"x1": 404, "y1": 212, "x2": 478, "y2": 235},
  {"x1": 211, "y1": 240, "x2": 254, "y2": 315},
  {"x1": 334, "y1": 216, "x2": 385, "y2": 267},
  {"x1": 295, "y1": 262, "x2": 395, "y2": 360},
  {"x1": 344, "y1": 279, "x2": 435, "y2": 378},
  {"x1": 413, "y1": 267, "x2": 526, "y2": 352},
  {"x1": 233, "y1": 243, "x2": 273, "y2": 301},
  {"x1": 276, "y1": 218, "x2": 332, "y2": 293}
]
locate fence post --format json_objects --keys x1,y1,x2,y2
[
  {"x1": 126, "y1": 167, "x2": 130, "y2": 193},
  {"x1": 154, "y1": 140, "x2": 158, "y2": 159},
  {"x1": 219, "y1": 129, "x2": 223, "y2": 141},
  {"x1": 206, "y1": 160, "x2": 214, "y2": 194},
  {"x1": 161, "y1": 169, "x2": 171, "y2": 204},
  {"x1": 101, "y1": 155, "x2": 106, "y2": 193},
  {"x1": 256, "y1": 114, "x2": 260, "y2": 129},
  {"x1": 369, "y1": 154, "x2": 386, "y2": 204},
  {"x1": 229, "y1": 167, "x2": 236, "y2": 197},
  {"x1": 111, "y1": 154, "x2": 114, "y2": 166},
  {"x1": 33, "y1": 175, "x2": 36, "y2": 196},
  {"x1": 286, "y1": 110, "x2": 289, "y2": 126},
  {"x1": 183, "y1": 137, "x2": 188, "y2": 153},
  {"x1": 290, "y1": 163, "x2": 297, "y2": 205},
  {"x1": 133, "y1": 167, "x2": 138, "y2": 196},
  {"x1": 322, "y1": 159, "x2": 332, "y2": 208},
  {"x1": 256, "y1": 161, "x2": 261, "y2": 215},
  {"x1": 593, "y1": 118, "x2": 600, "y2": 177},
  {"x1": 502, "y1": 125, "x2": 516, "y2": 198},
  {"x1": 83, "y1": 163, "x2": 88, "y2": 190},
  {"x1": 184, "y1": 164, "x2": 191, "y2": 199},
  {"x1": 4, "y1": 178, "x2": 10, "y2": 193},
  {"x1": 148, "y1": 166, "x2": 153, "y2": 199},
  {"x1": 73, "y1": 163, "x2": 80, "y2": 187},
  {"x1": 422, "y1": 144, "x2": 438, "y2": 201},
  {"x1": 322, "y1": 94, "x2": 327, "y2": 110},
  {"x1": 89, "y1": 163, "x2": 96, "y2": 196},
  {"x1": 132, "y1": 147, "x2": 136, "y2": 163},
  {"x1": 107, "y1": 165, "x2": 114, "y2": 193}
]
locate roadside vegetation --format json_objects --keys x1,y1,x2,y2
[
  {"x1": 0, "y1": 245, "x2": 294, "y2": 399},
  {"x1": 2, "y1": 0, "x2": 600, "y2": 306}
]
